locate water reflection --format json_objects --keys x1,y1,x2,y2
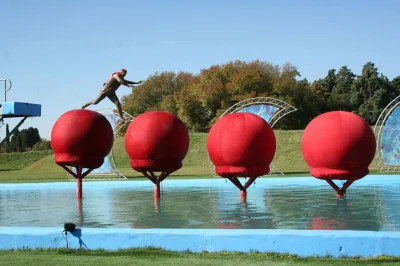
[
  {"x1": 112, "y1": 187, "x2": 220, "y2": 228},
  {"x1": 0, "y1": 181, "x2": 398, "y2": 231},
  {"x1": 264, "y1": 185, "x2": 386, "y2": 231}
]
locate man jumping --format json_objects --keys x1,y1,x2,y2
[{"x1": 81, "y1": 68, "x2": 143, "y2": 121}]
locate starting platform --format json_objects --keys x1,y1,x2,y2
[
  {"x1": 0, "y1": 79, "x2": 42, "y2": 148},
  {"x1": 0, "y1": 102, "x2": 41, "y2": 118}
]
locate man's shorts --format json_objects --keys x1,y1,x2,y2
[{"x1": 93, "y1": 88, "x2": 119, "y2": 104}]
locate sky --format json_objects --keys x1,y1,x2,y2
[{"x1": 1, "y1": 0, "x2": 399, "y2": 139}]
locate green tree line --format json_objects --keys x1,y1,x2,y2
[
  {"x1": 121, "y1": 60, "x2": 400, "y2": 131},
  {"x1": 0, "y1": 125, "x2": 51, "y2": 153}
]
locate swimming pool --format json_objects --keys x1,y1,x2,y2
[{"x1": 1, "y1": 175, "x2": 399, "y2": 231}]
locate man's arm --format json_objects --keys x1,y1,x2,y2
[
  {"x1": 112, "y1": 74, "x2": 143, "y2": 87},
  {"x1": 124, "y1": 80, "x2": 143, "y2": 86}
]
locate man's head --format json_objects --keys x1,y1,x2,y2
[{"x1": 120, "y1": 69, "x2": 127, "y2": 77}]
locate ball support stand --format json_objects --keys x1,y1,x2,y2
[
  {"x1": 325, "y1": 179, "x2": 355, "y2": 199},
  {"x1": 60, "y1": 165, "x2": 92, "y2": 229},
  {"x1": 226, "y1": 176, "x2": 257, "y2": 201},
  {"x1": 140, "y1": 170, "x2": 170, "y2": 199},
  {"x1": 60, "y1": 165, "x2": 93, "y2": 199},
  {"x1": 140, "y1": 170, "x2": 170, "y2": 212}
]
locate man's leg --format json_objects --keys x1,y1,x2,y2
[
  {"x1": 81, "y1": 101, "x2": 92, "y2": 109},
  {"x1": 81, "y1": 90, "x2": 107, "y2": 109},
  {"x1": 107, "y1": 92, "x2": 124, "y2": 121}
]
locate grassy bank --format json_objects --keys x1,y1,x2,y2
[
  {"x1": 1, "y1": 248, "x2": 400, "y2": 266},
  {"x1": 0, "y1": 150, "x2": 53, "y2": 171},
  {"x1": 0, "y1": 130, "x2": 382, "y2": 182}
]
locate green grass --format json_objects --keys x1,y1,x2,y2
[
  {"x1": 0, "y1": 130, "x2": 384, "y2": 183},
  {"x1": 0, "y1": 150, "x2": 53, "y2": 171},
  {"x1": 2, "y1": 248, "x2": 400, "y2": 266}
]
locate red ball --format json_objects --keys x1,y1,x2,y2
[
  {"x1": 51, "y1": 109, "x2": 114, "y2": 169},
  {"x1": 301, "y1": 111, "x2": 376, "y2": 180},
  {"x1": 207, "y1": 112, "x2": 276, "y2": 177},
  {"x1": 125, "y1": 111, "x2": 189, "y2": 173}
]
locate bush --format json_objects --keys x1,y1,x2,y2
[{"x1": 32, "y1": 140, "x2": 52, "y2": 151}]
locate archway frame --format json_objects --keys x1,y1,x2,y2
[{"x1": 373, "y1": 95, "x2": 400, "y2": 172}]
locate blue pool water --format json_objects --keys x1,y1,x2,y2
[{"x1": 1, "y1": 175, "x2": 400, "y2": 231}]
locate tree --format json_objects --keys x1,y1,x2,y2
[
  {"x1": 121, "y1": 71, "x2": 195, "y2": 116},
  {"x1": 191, "y1": 64, "x2": 230, "y2": 128},
  {"x1": 8, "y1": 127, "x2": 41, "y2": 152},
  {"x1": 194, "y1": 60, "x2": 280, "y2": 128},
  {"x1": 5, "y1": 124, "x2": 10, "y2": 153},
  {"x1": 318, "y1": 69, "x2": 336, "y2": 94},
  {"x1": 268, "y1": 64, "x2": 324, "y2": 129},
  {"x1": 18, "y1": 130, "x2": 29, "y2": 151},
  {"x1": 119, "y1": 60, "x2": 398, "y2": 131},
  {"x1": 226, "y1": 60, "x2": 278, "y2": 97},
  {"x1": 26, "y1": 127, "x2": 41, "y2": 148},
  {"x1": 277, "y1": 77, "x2": 325, "y2": 129},
  {"x1": 350, "y1": 62, "x2": 393, "y2": 124},
  {"x1": 159, "y1": 95, "x2": 179, "y2": 115},
  {"x1": 328, "y1": 66, "x2": 356, "y2": 111},
  {"x1": 176, "y1": 87, "x2": 210, "y2": 131},
  {"x1": 10, "y1": 129, "x2": 20, "y2": 152},
  {"x1": 391, "y1": 76, "x2": 400, "y2": 97}
]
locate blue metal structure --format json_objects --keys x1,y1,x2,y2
[{"x1": 0, "y1": 79, "x2": 42, "y2": 148}]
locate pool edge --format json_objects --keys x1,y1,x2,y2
[{"x1": 0, "y1": 227, "x2": 399, "y2": 258}]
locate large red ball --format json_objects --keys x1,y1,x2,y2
[
  {"x1": 301, "y1": 111, "x2": 376, "y2": 180},
  {"x1": 125, "y1": 111, "x2": 189, "y2": 173},
  {"x1": 51, "y1": 109, "x2": 114, "y2": 169},
  {"x1": 207, "y1": 112, "x2": 276, "y2": 177}
]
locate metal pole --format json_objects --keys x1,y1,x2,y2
[
  {"x1": 0, "y1": 79, "x2": 4, "y2": 102},
  {"x1": 0, "y1": 79, "x2": 12, "y2": 102}
]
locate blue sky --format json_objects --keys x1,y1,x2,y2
[{"x1": 1, "y1": 0, "x2": 399, "y2": 139}]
